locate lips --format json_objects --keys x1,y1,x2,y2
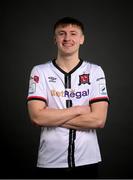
[{"x1": 63, "y1": 43, "x2": 73, "y2": 47}]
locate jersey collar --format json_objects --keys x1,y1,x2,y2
[{"x1": 52, "y1": 59, "x2": 83, "y2": 75}]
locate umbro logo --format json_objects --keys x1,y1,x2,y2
[{"x1": 48, "y1": 76, "x2": 57, "y2": 83}]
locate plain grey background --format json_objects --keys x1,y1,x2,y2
[{"x1": 1, "y1": 0, "x2": 133, "y2": 178}]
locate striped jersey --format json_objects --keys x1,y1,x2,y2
[{"x1": 27, "y1": 59, "x2": 109, "y2": 168}]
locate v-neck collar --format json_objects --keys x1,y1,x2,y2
[{"x1": 52, "y1": 59, "x2": 83, "y2": 75}]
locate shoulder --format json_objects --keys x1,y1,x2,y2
[
  {"x1": 31, "y1": 61, "x2": 51, "y2": 72},
  {"x1": 83, "y1": 60, "x2": 102, "y2": 71},
  {"x1": 83, "y1": 60, "x2": 106, "y2": 81}
]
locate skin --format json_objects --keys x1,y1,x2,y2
[
  {"x1": 27, "y1": 24, "x2": 109, "y2": 130},
  {"x1": 54, "y1": 24, "x2": 84, "y2": 72}
]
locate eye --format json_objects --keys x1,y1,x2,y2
[
  {"x1": 71, "y1": 33, "x2": 76, "y2": 35},
  {"x1": 58, "y1": 31, "x2": 65, "y2": 36},
  {"x1": 71, "y1": 32, "x2": 77, "y2": 36}
]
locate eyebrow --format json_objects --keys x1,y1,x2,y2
[{"x1": 57, "y1": 30, "x2": 78, "y2": 33}]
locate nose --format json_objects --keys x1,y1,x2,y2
[{"x1": 64, "y1": 33, "x2": 70, "y2": 41}]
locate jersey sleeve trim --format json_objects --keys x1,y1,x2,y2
[
  {"x1": 89, "y1": 96, "x2": 110, "y2": 105},
  {"x1": 27, "y1": 96, "x2": 47, "y2": 103}
]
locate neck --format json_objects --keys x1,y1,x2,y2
[{"x1": 56, "y1": 54, "x2": 80, "y2": 73}]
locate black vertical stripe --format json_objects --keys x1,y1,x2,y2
[
  {"x1": 65, "y1": 75, "x2": 76, "y2": 168},
  {"x1": 66, "y1": 99, "x2": 72, "y2": 108},
  {"x1": 68, "y1": 129, "x2": 76, "y2": 167},
  {"x1": 65, "y1": 74, "x2": 71, "y2": 89},
  {"x1": 66, "y1": 99, "x2": 76, "y2": 168}
]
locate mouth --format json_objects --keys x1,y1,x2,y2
[{"x1": 62, "y1": 43, "x2": 73, "y2": 47}]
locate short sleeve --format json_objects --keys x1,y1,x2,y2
[
  {"x1": 27, "y1": 66, "x2": 47, "y2": 103},
  {"x1": 89, "y1": 65, "x2": 109, "y2": 104}
]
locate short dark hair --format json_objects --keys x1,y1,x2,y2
[{"x1": 53, "y1": 17, "x2": 84, "y2": 34}]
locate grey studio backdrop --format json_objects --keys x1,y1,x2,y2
[{"x1": 1, "y1": 1, "x2": 133, "y2": 178}]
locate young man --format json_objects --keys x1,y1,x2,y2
[{"x1": 27, "y1": 17, "x2": 109, "y2": 178}]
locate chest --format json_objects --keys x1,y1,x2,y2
[{"x1": 44, "y1": 69, "x2": 92, "y2": 103}]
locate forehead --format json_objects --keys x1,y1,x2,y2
[{"x1": 55, "y1": 24, "x2": 82, "y2": 32}]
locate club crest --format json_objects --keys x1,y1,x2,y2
[{"x1": 79, "y1": 74, "x2": 90, "y2": 85}]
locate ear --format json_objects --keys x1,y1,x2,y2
[{"x1": 80, "y1": 35, "x2": 85, "y2": 45}]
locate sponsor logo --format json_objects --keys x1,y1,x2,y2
[
  {"x1": 99, "y1": 84, "x2": 107, "y2": 95},
  {"x1": 96, "y1": 77, "x2": 105, "y2": 81},
  {"x1": 29, "y1": 83, "x2": 36, "y2": 94},
  {"x1": 51, "y1": 89, "x2": 89, "y2": 99},
  {"x1": 79, "y1": 74, "x2": 90, "y2": 85},
  {"x1": 29, "y1": 75, "x2": 39, "y2": 94}
]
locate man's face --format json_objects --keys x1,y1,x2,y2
[{"x1": 54, "y1": 24, "x2": 84, "y2": 56}]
